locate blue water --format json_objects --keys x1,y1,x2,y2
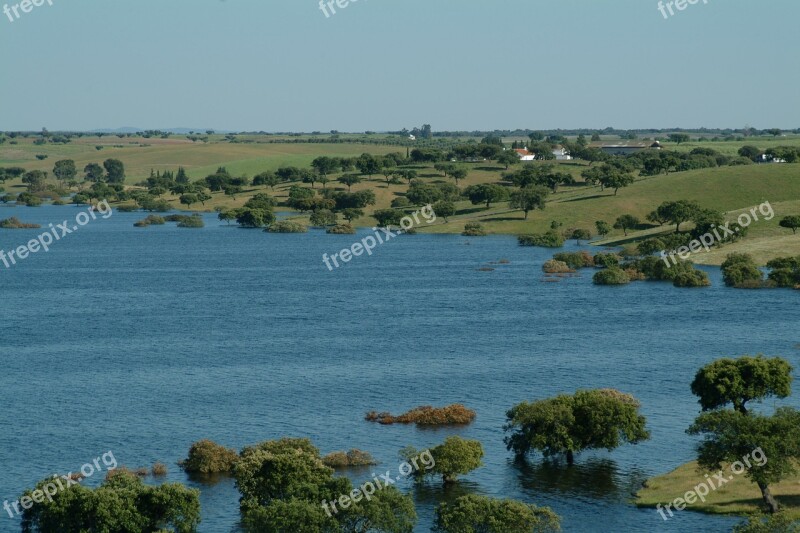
[{"x1": 1, "y1": 205, "x2": 797, "y2": 533}]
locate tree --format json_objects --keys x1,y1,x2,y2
[
  {"x1": 394, "y1": 169, "x2": 417, "y2": 185},
  {"x1": 310, "y1": 209, "x2": 337, "y2": 227},
  {"x1": 103, "y1": 158, "x2": 125, "y2": 183},
  {"x1": 338, "y1": 174, "x2": 362, "y2": 192},
  {"x1": 224, "y1": 185, "x2": 243, "y2": 199},
  {"x1": 52, "y1": 159, "x2": 76, "y2": 185},
  {"x1": 356, "y1": 153, "x2": 380, "y2": 177},
  {"x1": 180, "y1": 194, "x2": 199, "y2": 209},
  {"x1": 373, "y1": 209, "x2": 404, "y2": 228},
  {"x1": 668, "y1": 133, "x2": 690, "y2": 144},
  {"x1": 570, "y1": 228, "x2": 591, "y2": 244},
  {"x1": 510, "y1": 187, "x2": 549, "y2": 219},
  {"x1": 434, "y1": 495, "x2": 560, "y2": 533},
  {"x1": 766, "y1": 128, "x2": 783, "y2": 137},
  {"x1": 779, "y1": 216, "x2": 800, "y2": 235},
  {"x1": 253, "y1": 172, "x2": 280, "y2": 190},
  {"x1": 497, "y1": 151, "x2": 520, "y2": 170},
  {"x1": 464, "y1": 184, "x2": 510, "y2": 209},
  {"x1": 733, "y1": 513, "x2": 800, "y2": 532},
  {"x1": 739, "y1": 145, "x2": 763, "y2": 161},
  {"x1": 311, "y1": 156, "x2": 339, "y2": 179},
  {"x1": 690, "y1": 356, "x2": 793, "y2": 415},
  {"x1": 340, "y1": 208, "x2": 363, "y2": 223},
  {"x1": 236, "y1": 208, "x2": 275, "y2": 228},
  {"x1": 655, "y1": 200, "x2": 701, "y2": 233},
  {"x1": 197, "y1": 192, "x2": 212, "y2": 206},
  {"x1": 613, "y1": 214, "x2": 640, "y2": 236},
  {"x1": 406, "y1": 183, "x2": 443, "y2": 206},
  {"x1": 20, "y1": 469, "x2": 200, "y2": 533},
  {"x1": 404, "y1": 436, "x2": 483, "y2": 485},
  {"x1": 432, "y1": 201, "x2": 456, "y2": 222},
  {"x1": 302, "y1": 170, "x2": 319, "y2": 189},
  {"x1": 688, "y1": 408, "x2": 800, "y2": 514},
  {"x1": 595, "y1": 220, "x2": 611, "y2": 238},
  {"x1": 505, "y1": 389, "x2": 650, "y2": 465},
  {"x1": 451, "y1": 167, "x2": 468, "y2": 185},
  {"x1": 22, "y1": 170, "x2": 47, "y2": 192},
  {"x1": 599, "y1": 166, "x2": 635, "y2": 195},
  {"x1": 721, "y1": 253, "x2": 763, "y2": 287}
]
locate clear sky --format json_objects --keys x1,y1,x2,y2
[{"x1": 1, "y1": 0, "x2": 798, "y2": 132}]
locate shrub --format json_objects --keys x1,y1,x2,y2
[
  {"x1": 115, "y1": 203, "x2": 139, "y2": 212},
  {"x1": 0, "y1": 217, "x2": 40, "y2": 229},
  {"x1": 365, "y1": 404, "x2": 476, "y2": 426},
  {"x1": 769, "y1": 268, "x2": 800, "y2": 288},
  {"x1": 177, "y1": 215, "x2": 205, "y2": 228},
  {"x1": 144, "y1": 215, "x2": 165, "y2": 225},
  {"x1": 462, "y1": 222, "x2": 487, "y2": 236},
  {"x1": 391, "y1": 197, "x2": 411, "y2": 208},
  {"x1": 133, "y1": 220, "x2": 150, "y2": 227},
  {"x1": 179, "y1": 439, "x2": 239, "y2": 474},
  {"x1": 672, "y1": 268, "x2": 711, "y2": 288},
  {"x1": 518, "y1": 230, "x2": 564, "y2": 248},
  {"x1": 152, "y1": 462, "x2": 168, "y2": 476},
  {"x1": 52, "y1": 199, "x2": 65, "y2": 205},
  {"x1": 16, "y1": 192, "x2": 42, "y2": 206},
  {"x1": 267, "y1": 220, "x2": 308, "y2": 233},
  {"x1": 326, "y1": 223, "x2": 356, "y2": 234},
  {"x1": 553, "y1": 251, "x2": 594, "y2": 269},
  {"x1": 322, "y1": 449, "x2": 377, "y2": 468},
  {"x1": 542, "y1": 260, "x2": 573, "y2": 274},
  {"x1": 593, "y1": 268, "x2": 631, "y2": 285},
  {"x1": 637, "y1": 238, "x2": 665, "y2": 256},
  {"x1": 721, "y1": 253, "x2": 762, "y2": 287},
  {"x1": 434, "y1": 495, "x2": 560, "y2": 533},
  {"x1": 593, "y1": 253, "x2": 620, "y2": 268}
]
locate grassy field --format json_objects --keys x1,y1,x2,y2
[
  {"x1": 635, "y1": 461, "x2": 800, "y2": 519},
  {"x1": 2, "y1": 133, "x2": 799, "y2": 264}
]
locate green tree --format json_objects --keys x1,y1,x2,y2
[
  {"x1": 688, "y1": 408, "x2": 800, "y2": 514},
  {"x1": 599, "y1": 166, "x2": 635, "y2": 195},
  {"x1": 236, "y1": 208, "x2": 275, "y2": 228},
  {"x1": 103, "y1": 158, "x2": 125, "y2": 183},
  {"x1": 180, "y1": 194, "x2": 198, "y2": 209},
  {"x1": 52, "y1": 159, "x2": 77, "y2": 185},
  {"x1": 505, "y1": 389, "x2": 650, "y2": 465},
  {"x1": 721, "y1": 253, "x2": 763, "y2": 287},
  {"x1": 779, "y1": 216, "x2": 800, "y2": 235},
  {"x1": 451, "y1": 167, "x2": 468, "y2": 185},
  {"x1": 373, "y1": 209, "x2": 404, "y2": 228},
  {"x1": 733, "y1": 513, "x2": 800, "y2": 533},
  {"x1": 613, "y1": 214, "x2": 640, "y2": 236},
  {"x1": 338, "y1": 174, "x2": 362, "y2": 192},
  {"x1": 356, "y1": 153, "x2": 380, "y2": 177},
  {"x1": 433, "y1": 495, "x2": 560, "y2": 533},
  {"x1": 20, "y1": 469, "x2": 200, "y2": 533},
  {"x1": 22, "y1": 170, "x2": 47, "y2": 192},
  {"x1": 595, "y1": 220, "x2": 611, "y2": 238},
  {"x1": 497, "y1": 151, "x2": 521, "y2": 170},
  {"x1": 655, "y1": 200, "x2": 701, "y2": 233},
  {"x1": 570, "y1": 228, "x2": 591, "y2": 244},
  {"x1": 432, "y1": 201, "x2": 456, "y2": 222},
  {"x1": 464, "y1": 184, "x2": 510, "y2": 209},
  {"x1": 311, "y1": 156, "x2": 339, "y2": 179},
  {"x1": 341, "y1": 208, "x2": 364, "y2": 223},
  {"x1": 404, "y1": 436, "x2": 484, "y2": 485},
  {"x1": 668, "y1": 133, "x2": 690, "y2": 144},
  {"x1": 510, "y1": 187, "x2": 549, "y2": 219},
  {"x1": 310, "y1": 209, "x2": 337, "y2": 227},
  {"x1": 690, "y1": 356, "x2": 793, "y2": 415},
  {"x1": 739, "y1": 145, "x2": 763, "y2": 161},
  {"x1": 253, "y1": 171, "x2": 281, "y2": 190}
]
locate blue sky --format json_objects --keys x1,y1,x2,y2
[{"x1": 1, "y1": 0, "x2": 798, "y2": 131}]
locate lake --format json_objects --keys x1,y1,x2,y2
[{"x1": 1, "y1": 205, "x2": 797, "y2": 532}]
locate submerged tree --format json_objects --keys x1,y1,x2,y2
[{"x1": 504, "y1": 389, "x2": 650, "y2": 465}]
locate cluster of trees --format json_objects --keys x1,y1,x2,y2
[
  {"x1": 721, "y1": 253, "x2": 800, "y2": 289},
  {"x1": 739, "y1": 145, "x2": 800, "y2": 163}
]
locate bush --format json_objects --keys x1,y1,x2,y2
[
  {"x1": 0, "y1": 216, "x2": 40, "y2": 229},
  {"x1": 177, "y1": 215, "x2": 205, "y2": 228},
  {"x1": 145, "y1": 215, "x2": 165, "y2": 225},
  {"x1": 151, "y1": 462, "x2": 168, "y2": 476},
  {"x1": 462, "y1": 222, "x2": 487, "y2": 236},
  {"x1": 16, "y1": 192, "x2": 42, "y2": 207},
  {"x1": 553, "y1": 251, "x2": 594, "y2": 269},
  {"x1": 593, "y1": 268, "x2": 631, "y2": 285},
  {"x1": 391, "y1": 197, "x2": 411, "y2": 208},
  {"x1": 721, "y1": 253, "x2": 762, "y2": 287},
  {"x1": 672, "y1": 268, "x2": 711, "y2": 287},
  {"x1": 321, "y1": 449, "x2": 377, "y2": 468},
  {"x1": 542, "y1": 260, "x2": 573, "y2": 274},
  {"x1": 434, "y1": 495, "x2": 560, "y2": 533},
  {"x1": 366, "y1": 404, "x2": 476, "y2": 426},
  {"x1": 179, "y1": 439, "x2": 239, "y2": 474},
  {"x1": 267, "y1": 220, "x2": 307, "y2": 233},
  {"x1": 115, "y1": 203, "x2": 139, "y2": 212},
  {"x1": 593, "y1": 253, "x2": 620, "y2": 268},
  {"x1": 326, "y1": 223, "x2": 356, "y2": 234},
  {"x1": 518, "y1": 230, "x2": 564, "y2": 248}
]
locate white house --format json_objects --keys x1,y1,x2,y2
[
  {"x1": 552, "y1": 146, "x2": 572, "y2": 160},
  {"x1": 514, "y1": 148, "x2": 536, "y2": 161}
]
